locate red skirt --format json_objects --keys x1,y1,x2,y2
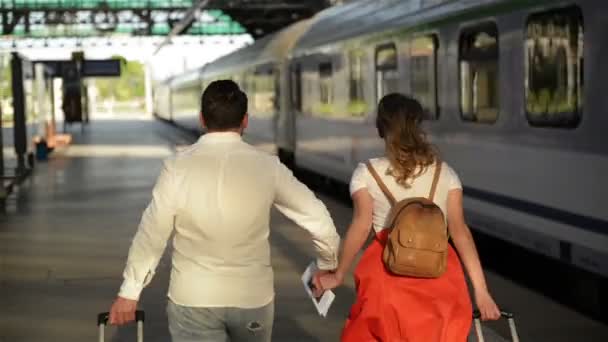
[{"x1": 341, "y1": 230, "x2": 472, "y2": 342}]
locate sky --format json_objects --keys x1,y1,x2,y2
[{"x1": 4, "y1": 34, "x2": 253, "y2": 81}]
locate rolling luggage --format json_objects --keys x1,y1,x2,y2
[
  {"x1": 97, "y1": 310, "x2": 145, "y2": 342},
  {"x1": 473, "y1": 310, "x2": 519, "y2": 342}
]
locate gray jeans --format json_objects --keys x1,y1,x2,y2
[{"x1": 167, "y1": 299, "x2": 274, "y2": 342}]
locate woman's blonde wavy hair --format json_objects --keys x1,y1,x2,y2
[{"x1": 375, "y1": 93, "x2": 437, "y2": 187}]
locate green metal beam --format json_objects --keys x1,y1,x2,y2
[
  {"x1": 0, "y1": 1, "x2": 196, "y2": 10},
  {"x1": 0, "y1": 6, "x2": 246, "y2": 37},
  {"x1": 0, "y1": 0, "x2": 327, "y2": 39},
  {"x1": 153, "y1": 0, "x2": 210, "y2": 54}
]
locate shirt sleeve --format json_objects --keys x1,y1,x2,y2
[
  {"x1": 445, "y1": 164, "x2": 463, "y2": 191},
  {"x1": 273, "y1": 158, "x2": 340, "y2": 270},
  {"x1": 118, "y1": 158, "x2": 177, "y2": 300},
  {"x1": 349, "y1": 162, "x2": 369, "y2": 196}
]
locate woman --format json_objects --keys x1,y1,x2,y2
[{"x1": 317, "y1": 94, "x2": 501, "y2": 341}]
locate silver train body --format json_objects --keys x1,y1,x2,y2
[{"x1": 153, "y1": 0, "x2": 608, "y2": 278}]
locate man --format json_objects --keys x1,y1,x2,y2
[{"x1": 108, "y1": 80, "x2": 340, "y2": 341}]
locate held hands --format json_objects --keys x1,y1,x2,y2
[
  {"x1": 475, "y1": 288, "x2": 501, "y2": 321},
  {"x1": 109, "y1": 296, "x2": 138, "y2": 325},
  {"x1": 311, "y1": 270, "x2": 344, "y2": 297}
]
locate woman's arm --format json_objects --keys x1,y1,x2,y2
[
  {"x1": 317, "y1": 189, "x2": 374, "y2": 291},
  {"x1": 447, "y1": 188, "x2": 501, "y2": 320}
]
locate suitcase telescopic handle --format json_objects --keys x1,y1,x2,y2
[
  {"x1": 473, "y1": 310, "x2": 519, "y2": 342},
  {"x1": 473, "y1": 309, "x2": 514, "y2": 319},
  {"x1": 97, "y1": 310, "x2": 145, "y2": 326},
  {"x1": 97, "y1": 311, "x2": 145, "y2": 342}
]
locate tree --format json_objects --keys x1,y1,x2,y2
[
  {"x1": 95, "y1": 56, "x2": 145, "y2": 102},
  {"x1": 0, "y1": 56, "x2": 12, "y2": 121},
  {"x1": 0, "y1": 56, "x2": 12, "y2": 100}
]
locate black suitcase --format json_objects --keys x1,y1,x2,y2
[
  {"x1": 473, "y1": 310, "x2": 519, "y2": 342},
  {"x1": 97, "y1": 310, "x2": 145, "y2": 342}
]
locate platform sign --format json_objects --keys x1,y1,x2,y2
[
  {"x1": 81, "y1": 60, "x2": 121, "y2": 77},
  {"x1": 34, "y1": 59, "x2": 121, "y2": 78}
]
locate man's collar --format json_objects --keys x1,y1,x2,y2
[{"x1": 197, "y1": 131, "x2": 242, "y2": 144}]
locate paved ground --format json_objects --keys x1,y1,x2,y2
[
  {"x1": 1, "y1": 118, "x2": 607, "y2": 341},
  {"x1": 0, "y1": 119, "x2": 352, "y2": 342}
]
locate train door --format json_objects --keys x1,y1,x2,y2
[
  {"x1": 247, "y1": 64, "x2": 277, "y2": 149},
  {"x1": 270, "y1": 67, "x2": 282, "y2": 147},
  {"x1": 276, "y1": 62, "x2": 301, "y2": 159}
]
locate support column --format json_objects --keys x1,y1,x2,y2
[
  {"x1": 11, "y1": 52, "x2": 27, "y2": 173},
  {"x1": 0, "y1": 85, "x2": 4, "y2": 183},
  {"x1": 0, "y1": 101, "x2": 4, "y2": 206},
  {"x1": 0, "y1": 56, "x2": 4, "y2": 175},
  {"x1": 0, "y1": 54, "x2": 7, "y2": 203}
]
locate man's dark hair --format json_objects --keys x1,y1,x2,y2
[{"x1": 201, "y1": 80, "x2": 248, "y2": 130}]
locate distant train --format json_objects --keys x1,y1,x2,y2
[{"x1": 154, "y1": 0, "x2": 608, "y2": 284}]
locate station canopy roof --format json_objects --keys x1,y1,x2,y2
[{"x1": 0, "y1": 0, "x2": 330, "y2": 39}]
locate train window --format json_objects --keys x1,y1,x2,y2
[
  {"x1": 459, "y1": 23, "x2": 499, "y2": 124},
  {"x1": 525, "y1": 7, "x2": 583, "y2": 128},
  {"x1": 319, "y1": 62, "x2": 333, "y2": 106},
  {"x1": 291, "y1": 64, "x2": 302, "y2": 112},
  {"x1": 411, "y1": 35, "x2": 439, "y2": 120},
  {"x1": 375, "y1": 43, "x2": 399, "y2": 100},
  {"x1": 348, "y1": 49, "x2": 368, "y2": 116}
]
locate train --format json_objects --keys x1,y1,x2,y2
[{"x1": 153, "y1": 0, "x2": 608, "y2": 285}]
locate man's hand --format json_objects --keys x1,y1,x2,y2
[{"x1": 109, "y1": 296, "x2": 138, "y2": 325}]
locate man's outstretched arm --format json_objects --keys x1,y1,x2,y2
[
  {"x1": 273, "y1": 159, "x2": 340, "y2": 271},
  {"x1": 109, "y1": 159, "x2": 177, "y2": 325}
]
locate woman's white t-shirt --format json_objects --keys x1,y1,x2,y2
[{"x1": 350, "y1": 158, "x2": 462, "y2": 233}]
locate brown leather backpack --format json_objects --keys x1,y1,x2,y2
[{"x1": 365, "y1": 160, "x2": 448, "y2": 278}]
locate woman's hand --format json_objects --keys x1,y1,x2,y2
[
  {"x1": 311, "y1": 270, "x2": 332, "y2": 297},
  {"x1": 475, "y1": 289, "x2": 501, "y2": 321},
  {"x1": 319, "y1": 272, "x2": 344, "y2": 291},
  {"x1": 311, "y1": 270, "x2": 344, "y2": 297}
]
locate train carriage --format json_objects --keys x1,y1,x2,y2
[
  {"x1": 154, "y1": 0, "x2": 608, "y2": 305},
  {"x1": 194, "y1": 19, "x2": 316, "y2": 151},
  {"x1": 152, "y1": 77, "x2": 173, "y2": 122},
  {"x1": 288, "y1": 0, "x2": 608, "y2": 283},
  {"x1": 169, "y1": 70, "x2": 204, "y2": 134}
]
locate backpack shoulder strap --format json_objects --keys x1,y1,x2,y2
[
  {"x1": 365, "y1": 161, "x2": 397, "y2": 206},
  {"x1": 429, "y1": 159, "x2": 442, "y2": 201}
]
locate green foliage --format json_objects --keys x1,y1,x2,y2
[
  {"x1": 314, "y1": 103, "x2": 335, "y2": 116},
  {"x1": 95, "y1": 56, "x2": 145, "y2": 101},
  {"x1": 0, "y1": 60, "x2": 12, "y2": 100},
  {"x1": 348, "y1": 100, "x2": 368, "y2": 117},
  {"x1": 527, "y1": 88, "x2": 575, "y2": 116}
]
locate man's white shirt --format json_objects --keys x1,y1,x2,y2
[{"x1": 119, "y1": 132, "x2": 340, "y2": 308}]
